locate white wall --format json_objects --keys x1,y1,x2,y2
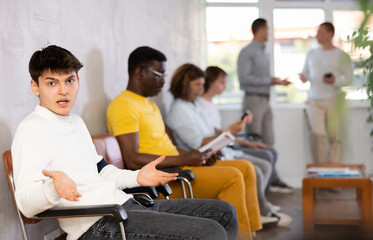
[
  {"x1": 220, "y1": 102, "x2": 373, "y2": 188},
  {"x1": 0, "y1": 0, "x2": 206, "y2": 239},
  {"x1": 2, "y1": 1, "x2": 371, "y2": 239}
]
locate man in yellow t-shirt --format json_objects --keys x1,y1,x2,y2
[
  {"x1": 107, "y1": 46, "x2": 262, "y2": 237},
  {"x1": 108, "y1": 90, "x2": 179, "y2": 157}
]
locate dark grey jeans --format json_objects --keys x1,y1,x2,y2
[{"x1": 79, "y1": 198, "x2": 238, "y2": 240}]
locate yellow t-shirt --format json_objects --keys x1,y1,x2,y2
[{"x1": 107, "y1": 90, "x2": 179, "y2": 156}]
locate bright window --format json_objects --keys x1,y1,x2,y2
[
  {"x1": 333, "y1": 10, "x2": 373, "y2": 100},
  {"x1": 206, "y1": 6, "x2": 259, "y2": 104},
  {"x1": 276, "y1": 0, "x2": 323, "y2": 1},
  {"x1": 204, "y1": 0, "x2": 365, "y2": 104},
  {"x1": 206, "y1": 0, "x2": 258, "y2": 2},
  {"x1": 276, "y1": 0, "x2": 324, "y2": 2},
  {"x1": 273, "y1": 8, "x2": 325, "y2": 103}
]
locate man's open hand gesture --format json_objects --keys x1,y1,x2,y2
[
  {"x1": 137, "y1": 156, "x2": 179, "y2": 186},
  {"x1": 42, "y1": 170, "x2": 82, "y2": 202}
]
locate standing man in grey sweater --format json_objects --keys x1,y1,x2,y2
[
  {"x1": 237, "y1": 18, "x2": 293, "y2": 193},
  {"x1": 237, "y1": 18, "x2": 290, "y2": 146}
]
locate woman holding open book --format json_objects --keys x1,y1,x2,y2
[
  {"x1": 166, "y1": 64, "x2": 261, "y2": 239},
  {"x1": 166, "y1": 63, "x2": 292, "y2": 228},
  {"x1": 201, "y1": 66, "x2": 293, "y2": 196}
]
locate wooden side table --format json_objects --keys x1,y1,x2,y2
[{"x1": 302, "y1": 163, "x2": 373, "y2": 233}]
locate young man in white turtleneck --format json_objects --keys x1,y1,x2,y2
[
  {"x1": 11, "y1": 45, "x2": 238, "y2": 240},
  {"x1": 300, "y1": 22, "x2": 353, "y2": 163}
]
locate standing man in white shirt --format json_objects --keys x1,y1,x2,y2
[{"x1": 300, "y1": 22, "x2": 353, "y2": 163}]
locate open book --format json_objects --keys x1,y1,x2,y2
[{"x1": 199, "y1": 131, "x2": 235, "y2": 156}]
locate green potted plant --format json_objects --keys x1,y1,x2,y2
[{"x1": 351, "y1": 0, "x2": 373, "y2": 136}]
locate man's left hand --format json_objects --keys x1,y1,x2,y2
[
  {"x1": 137, "y1": 156, "x2": 178, "y2": 186},
  {"x1": 323, "y1": 74, "x2": 335, "y2": 84}
]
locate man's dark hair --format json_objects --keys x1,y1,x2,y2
[
  {"x1": 320, "y1": 22, "x2": 335, "y2": 36},
  {"x1": 251, "y1": 18, "x2": 267, "y2": 35},
  {"x1": 204, "y1": 66, "x2": 227, "y2": 93},
  {"x1": 29, "y1": 45, "x2": 83, "y2": 85},
  {"x1": 170, "y1": 63, "x2": 205, "y2": 100},
  {"x1": 128, "y1": 46, "x2": 167, "y2": 77}
]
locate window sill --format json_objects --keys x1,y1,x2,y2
[{"x1": 217, "y1": 99, "x2": 371, "y2": 111}]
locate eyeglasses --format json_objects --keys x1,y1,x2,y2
[{"x1": 148, "y1": 68, "x2": 167, "y2": 79}]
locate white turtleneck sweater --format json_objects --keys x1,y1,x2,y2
[{"x1": 12, "y1": 105, "x2": 140, "y2": 240}]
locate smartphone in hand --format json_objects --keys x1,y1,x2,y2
[
  {"x1": 241, "y1": 110, "x2": 251, "y2": 120},
  {"x1": 324, "y1": 72, "x2": 332, "y2": 78}
]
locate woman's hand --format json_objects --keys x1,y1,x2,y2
[
  {"x1": 248, "y1": 141, "x2": 269, "y2": 149},
  {"x1": 202, "y1": 151, "x2": 218, "y2": 166},
  {"x1": 183, "y1": 149, "x2": 210, "y2": 166},
  {"x1": 137, "y1": 156, "x2": 179, "y2": 186},
  {"x1": 42, "y1": 170, "x2": 82, "y2": 202},
  {"x1": 245, "y1": 113, "x2": 253, "y2": 125},
  {"x1": 227, "y1": 114, "x2": 252, "y2": 135},
  {"x1": 235, "y1": 138, "x2": 269, "y2": 149}
]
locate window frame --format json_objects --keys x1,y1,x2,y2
[{"x1": 204, "y1": 0, "x2": 361, "y2": 108}]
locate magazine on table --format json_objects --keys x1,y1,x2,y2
[{"x1": 307, "y1": 167, "x2": 360, "y2": 177}]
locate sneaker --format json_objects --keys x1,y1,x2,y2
[
  {"x1": 270, "y1": 180, "x2": 294, "y2": 194},
  {"x1": 271, "y1": 212, "x2": 292, "y2": 227},
  {"x1": 269, "y1": 186, "x2": 293, "y2": 194},
  {"x1": 267, "y1": 201, "x2": 281, "y2": 213},
  {"x1": 260, "y1": 215, "x2": 279, "y2": 229},
  {"x1": 251, "y1": 232, "x2": 259, "y2": 240}
]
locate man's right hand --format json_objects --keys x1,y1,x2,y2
[
  {"x1": 42, "y1": 170, "x2": 81, "y2": 202},
  {"x1": 271, "y1": 77, "x2": 280, "y2": 85},
  {"x1": 272, "y1": 77, "x2": 291, "y2": 86}
]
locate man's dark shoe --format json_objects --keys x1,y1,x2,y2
[{"x1": 270, "y1": 179, "x2": 294, "y2": 194}]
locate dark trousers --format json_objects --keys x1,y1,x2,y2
[{"x1": 79, "y1": 198, "x2": 238, "y2": 240}]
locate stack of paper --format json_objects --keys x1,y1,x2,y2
[{"x1": 307, "y1": 167, "x2": 360, "y2": 177}]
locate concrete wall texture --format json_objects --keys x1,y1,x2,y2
[{"x1": 0, "y1": 0, "x2": 206, "y2": 239}]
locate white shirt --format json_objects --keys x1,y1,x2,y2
[
  {"x1": 12, "y1": 105, "x2": 140, "y2": 240},
  {"x1": 302, "y1": 47, "x2": 353, "y2": 100},
  {"x1": 167, "y1": 99, "x2": 242, "y2": 160},
  {"x1": 196, "y1": 97, "x2": 222, "y2": 129},
  {"x1": 166, "y1": 99, "x2": 215, "y2": 150}
]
